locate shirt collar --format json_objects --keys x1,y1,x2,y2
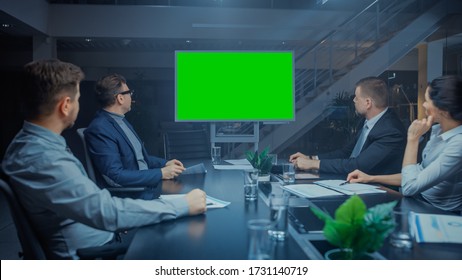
[
  {"x1": 22, "y1": 121, "x2": 67, "y2": 148},
  {"x1": 103, "y1": 109, "x2": 125, "y2": 119},
  {"x1": 434, "y1": 123, "x2": 462, "y2": 141},
  {"x1": 365, "y1": 107, "x2": 388, "y2": 129}
]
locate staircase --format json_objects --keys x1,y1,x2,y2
[{"x1": 231, "y1": 0, "x2": 462, "y2": 156}]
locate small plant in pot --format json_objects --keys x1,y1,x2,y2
[
  {"x1": 311, "y1": 195, "x2": 397, "y2": 260},
  {"x1": 245, "y1": 146, "x2": 273, "y2": 182}
]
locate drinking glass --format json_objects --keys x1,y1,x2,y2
[
  {"x1": 243, "y1": 169, "x2": 259, "y2": 201},
  {"x1": 211, "y1": 146, "x2": 221, "y2": 164},
  {"x1": 268, "y1": 192, "x2": 289, "y2": 241},
  {"x1": 389, "y1": 209, "x2": 413, "y2": 249},
  {"x1": 282, "y1": 163, "x2": 295, "y2": 184},
  {"x1": 247, "y1": 219, "x2": 273, "y2": 259}
]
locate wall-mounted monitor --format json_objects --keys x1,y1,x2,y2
[{"x1": 175, "y1": 51, "x2": 295, "y2": 122}]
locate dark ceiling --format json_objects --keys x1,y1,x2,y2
[
  {"x1": 2, "y1": 1, "x2": 462, "y2": 55},
  {"x1": 46, "y1": 0, "x2": 374, "y2": 11}
]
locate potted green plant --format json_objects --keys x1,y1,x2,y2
[
  {"x1": 311, "y1": 195, "x2": 397, "y2": 260},
  {"x1": 245, "y1": 146, "x2": 273, "y2": 182}
]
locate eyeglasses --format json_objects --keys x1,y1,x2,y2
[{"x1": 115, "y1": 89, "x2": 134, "y2": 97}]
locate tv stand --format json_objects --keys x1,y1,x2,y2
[{"x1": 210, "y1": 122, "x2": 259, "y2": 152}]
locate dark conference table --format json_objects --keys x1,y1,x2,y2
[{"x1": 124, "y1": 159, "x2": 462, "y2": 260}]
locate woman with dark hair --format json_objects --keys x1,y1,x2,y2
[{"x1": 347, "y1": 75, "x2": 462, "y2": 212}]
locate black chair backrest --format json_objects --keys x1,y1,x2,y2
[
  {"x1": 76, "y1": 128, "x2": 147, "y2": 193},
  {"x1": 0, "y1": 178, "x2": 47, "y2": 259},
  {"x1": 76, "y1": 127, "x2": 97, "y2": 182},
  {"x1": 163, "y1": 129, "x2": 210, "y2": 160}
]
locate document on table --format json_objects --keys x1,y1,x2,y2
[
  {"x1": 282, "y1": 180, "x2": 385, "y2": 198},
  {"x1": 295, "y1": 172, "x2": 320, "y2": 180},
  {"x1": 411, "y1": 212, "x2": 462, "y2": 244},
  {"x1": 213, "y1": 164, "x2": 255, "y2": 170},
  {"x1": 224, "y1": 159, "x2": 251, "y2": 165},
  {"x1": 160, "y1": 194, "x2": 231, "y2": 209},
  {"x1": 181, "y1": 163, "x2": 207, "y2": 175},
  {"x1": 213, "y1": 158, "x2": 254, "y2": 170},
  {"x1": 314, "y1": 180, "x2": 385, "y2": 195},
  {"x1": 282, "y1": 184, "x2": 343, "y2": 198}
]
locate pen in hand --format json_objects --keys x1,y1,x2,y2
[{"x1": 339, "y1": 181, "x2": 349, "y2": 186}]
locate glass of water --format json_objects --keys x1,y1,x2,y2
[
  {"x1": 243, "y1": 169, "x2": 259, "y2": 201},
  {"x1": 389, "y1": 209, "x2": 413, "y2": 249},
  {"x1": 282, "y1": 163, "x2": 295, "y2": 184},
  {"x1": 211, "y1": 146, "x2": 221, "y2": 165},
  {"x1": 247, "y1": 219, "x2": 273, "y2": 260},
  {"x1": 268, "y1": 192, "x2": 290, "y2": 241}
]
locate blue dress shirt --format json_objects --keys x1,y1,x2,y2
[{"x1": 2, "y1": 122, "x2": 189, "y2": 259}]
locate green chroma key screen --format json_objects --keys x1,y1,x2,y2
[{"x1": 175, "y1": 51, "x2": 295, "y2": 122}]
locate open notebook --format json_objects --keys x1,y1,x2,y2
[{"x1": 282, "y1": 179, "x2": 385, "y2": 198}]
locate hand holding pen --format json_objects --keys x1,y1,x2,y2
[{"x1": 346, "y1": 169, "x2": 373, "y2": 184}]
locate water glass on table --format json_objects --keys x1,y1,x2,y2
[
  {"x1": 389, "y1": 209, "x2": 413, "y2": 249},
  {"x1": 243, "y1": 169, "x2": 259, "y2": 201},
  {"x1": 247, "y1": 219, "x2": 274, "y2": 260},
  {"x1": 282, "y1": 163, "x2": 295, "y2": 184},
  {"x1": 211, "y1": 146, "x2": 221, "y2": 165},
  {"x1": 268, "y1": 192, "x2": 290, "y2": 241}
]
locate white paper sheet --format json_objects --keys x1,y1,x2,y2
[
  {"x1": 213, "y1": 164, "x2": 255, "y2": 170},
  {"x1": 224, "y1": 159, "x2": 251, "y2": 165},
  {"x1": 295, "y1": 172, "x2": 320, "y2": 179},
  {"x1": 282, "y1": 184, "x2": 343, "y2": 198},
  {"x1": 314, "y1": 179, "x2": 385, "y2": 195},
  {"x1": 181, "y1": 163, "x2": 207, "y2": 175},
  {"x1": 160, "y1": 194, "x2": 231, "y2": 209}
]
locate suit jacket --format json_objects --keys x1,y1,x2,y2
[
  {"x1": 319, "y1": 109, "x2": 406, "y2": 175},
  {"x1": 84, "y1": 110, "x2": 167, "y2": 189}
]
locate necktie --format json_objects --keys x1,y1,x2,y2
[{"x1": 350, "y1": 122, "x2": 369, "y2": 158}]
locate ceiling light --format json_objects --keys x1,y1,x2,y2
[{"x1": 2, "y1": 23, "x2": 12, "y2": 28}]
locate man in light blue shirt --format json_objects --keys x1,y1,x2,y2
[{"x1": 2, "y1": 59, "x2": 207, "y2": 259}]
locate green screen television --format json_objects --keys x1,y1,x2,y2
[{"x1": 175, "y1": 51, "x2": 295, "y2": 122}]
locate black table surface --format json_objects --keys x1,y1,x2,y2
[
  {"x1": 124, "y1": 159, "x2": 306, "y2": 260},
  {"x1": 124, "y1": 159, "x2": 462, "y2": 260}
]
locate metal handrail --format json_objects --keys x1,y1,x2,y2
[{"x1": 292, "y1": 0, "x2": 439, "y2": 106}]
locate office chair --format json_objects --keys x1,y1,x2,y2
[
  {"x1": 76, "y1": 128, "x2": 97, "y2": 182},
  {"x1": 76, "y1": 128, "x2": 145, "y2": 193},
  {"x1": 0, "y1": 175, "x2": 129, "y2": 259},
  {"x1": 163, "y1": 129, "x2": 210, "y2": 160},
  {"x1": 0, "y1": 178, "x2": 47, "y2": 259}
]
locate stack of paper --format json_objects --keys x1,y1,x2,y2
[
  {"x1": 160, "y1": 194, "x2": 231, "y2": 209},
  {"x1": 281, "y1": 179, "x2": 385, "y2": 199},
  {"x1": 314, "y1": 180, "x2": 385, "y2": 195},
  {"x1": 294, "y1": 173, "x2": 320, "y2": 180},
  {"x1": 181, "y1": 163, "x2": 207, "y2": 175},
  {"x1": 282, "y1": 183, "x2": 342, "y2": 198},
  {"x1": 213, "y1": 159, "x2": 254, "y2": 170},
  {"x1": 411, "y1": 212, "x2": 462, "y2": 244}
]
